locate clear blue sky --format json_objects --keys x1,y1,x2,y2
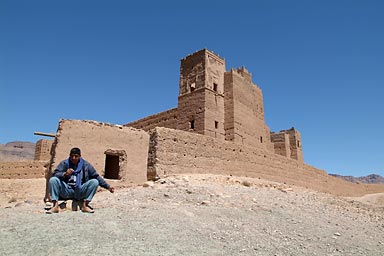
[{"x1": 1, "y1": 0, "x2": 383, "y2": 177}]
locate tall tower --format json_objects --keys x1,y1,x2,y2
[
  {"x1": 224, "y1": 67, "x2": 273, "y2": 150},
  {"x1": 177, "y1": 49, "x2": 226, "y2": 139}
]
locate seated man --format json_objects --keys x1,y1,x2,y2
[{"x1": 47, "y1": 147, "x2": 114, "y2": 213}]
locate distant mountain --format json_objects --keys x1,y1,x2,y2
[
  {"x1": 329, "y1": 173, "x2": 384, "y2": 184},
  {"x1": 0, "y1": 141, "x2": 35, "y2": 161}
]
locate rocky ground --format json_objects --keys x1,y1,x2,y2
[{"x1": 0, "y1": 174, "x2": 383, "y2": 256}]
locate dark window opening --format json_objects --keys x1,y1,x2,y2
[
  {"x1": 213, "y1": 83, "x2": 218, "y2": 92},
  {"x1": 297, "y1": 140, "x2": 300, "y2": 147},
  {"x1": 190, "y1": 83, "x2": 196, "y2": 92},
  {"x1": 190, "y1": 120, "x2": 195, "y2": 129},
  {"x1": 260, "y1": 136, "x2": 263, "y2": 143},
  {"x1": 104, "y1": 154, "x2": 120, "y2": 179},
  {"x1": 215, "y1": 121, "x2": 219, "y2": 129}
]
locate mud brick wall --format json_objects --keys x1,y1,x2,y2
[
  {"x1": 50, "y1": 119, "x2": 149, "y2": 184},
  {"x1": 34, "y1": 139, "x2": 53, "y2": 161},
  {"x1": 270, "y1": 132, "x2": 291, "y2": 157},
  {"x1": 0, "y1": 161, "x2": 45, "y2": 179},
  {"x1": 125, "y1": 108, "x2": 178, "y2": 131},
  {"x1": 203, "y1": 90, "x2": 225, "y2": 139},
  {"x1": 149, "y1": 127, "x2": 384, "y2": 197},
  {"x1": 224, "y1": 68, "x2": 273, "y2": 151}
]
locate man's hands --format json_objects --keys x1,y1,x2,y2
[
  {"x1": 63, "y1": 168, "x2": 74, "y2": 178},
  {"x1": 64, "y1": 167, "x2": 115, "y2": 194}
]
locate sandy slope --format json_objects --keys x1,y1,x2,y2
[{"x1": 0, "y1": 174, "x2": 383, "y2": 255}]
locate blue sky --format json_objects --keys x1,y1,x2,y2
[{"x1": 1, "y1": 0, "x2": 383, "y2": 177}]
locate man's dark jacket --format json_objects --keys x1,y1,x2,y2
[{"x1": 52, "y1": 158, "x2": 110, "y2": 189}]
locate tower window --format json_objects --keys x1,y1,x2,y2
[
  {"x1": 190, "y1": 83, "x2": 196, "y2": 92},
  {"x1": 260, "y1": 136, "x2": 263, "y2": 143},
  {"x1": 213, "y1": 83, "x2": 218, "y2": 92},
  {"x1": 190, "y1": 120, "x2": 195, "y2": 129},
  {"x1": 215, "y1": 121, "x2": 218, "y2": 129}
]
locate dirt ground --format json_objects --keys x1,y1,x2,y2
[{"x1": 0, "y1": 174, "x2": 383, "y2": 255}]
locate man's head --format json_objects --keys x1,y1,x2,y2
[{"x1": 69, "y1": 147, "x2": 81, "y2": 165}]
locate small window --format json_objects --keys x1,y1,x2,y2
[
  {"x1": 260, "y1": 136, "x2": 263, "y2": 143},
  {"x1": 213, "y1": 83, "x2": 218, "y2": 92},
  {"x1": 190, "y1": 83, "x2": 196, "y2": 92},
  {"x1": 215, "y1": 121, "x2": 219, "y2": 129},
  {"x1": 297, "y1": 140, "x2": 300, "y2": 147},
  {"x1": 190, "y1": 120, "x2": 195, "y2": 129}
]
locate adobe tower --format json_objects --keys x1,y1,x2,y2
[
  {"x1": 177, "y1": 49, "x2": 226, "y2": 139},
  {"x1": 125, "y1": 49, "x2": 303, "y2": 163}
]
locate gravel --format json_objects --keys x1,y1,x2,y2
[{"x1": 0, "y1": 174, "x2": 383, "y2": 256}]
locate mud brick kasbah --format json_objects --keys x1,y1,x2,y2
[{"x1": 10, "y1": 49, "x2": 384, "y2": 199}]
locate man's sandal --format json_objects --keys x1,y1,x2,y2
[{"x1": 81, "y1": 206, "x2": 95, "y2": 213}]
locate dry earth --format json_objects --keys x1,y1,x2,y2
[{"x1": 0, "y1": 174, "x2": 384, "y2": 256}]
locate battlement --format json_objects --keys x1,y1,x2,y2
[
  {"x1": 229, "y1": 66, "x2": 252, "y2": 83},
  {"x1": 182, "y1": 48, "x2": 225, "y2": 64}
]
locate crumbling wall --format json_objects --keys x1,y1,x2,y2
[
  {"x1": 0, "y1": 161, "x2": 45, "y2": 179},
  {"x1": 149, "y1": 127, "x2": 384, "y2": 197},
  {"x1": 271, "y1": 128, "x2": 303, "y2": 163},
  {"x1": 49, "y1": 119, "x2": 149, "y2": 185},
  {"x1": 34, "y1": 139, "x2": 53, "y2": 161},
  {"x1": 125, "y1": 108, "x2": 178, "y2": 131}
]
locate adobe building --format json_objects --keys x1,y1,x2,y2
[
  {"x1": 34, "y1": 139, "x2": 54, "y2": 161},
  {"x1": 38, "y1": 49, "x2": 384, "y2": 199},
  {"x1": 125, "y1": 49, "x2": 302, "y2": 162}
]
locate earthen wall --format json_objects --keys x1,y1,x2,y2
[
  {"x1": 0, "y1": 161, "x2": 45, "y2": 179},
  {"x1": 179, "y1": 49, "x2": 207, "y2": 95},
  {"x1": 224, "y1": 68, "x2": 273, "y2": 150},
  {"x1": 204, "y1": 90, "x2": 225, "y2": 139},
  {"x1": 271, "y1": 128, "x2": 303, "y2": 163},
  {"x1": 125, "y1": 108, "x2": 178, "y2": 131},
  {"x1": 286, "y1": 128, "x2": 303, "y2": 163},
  {"x1": 177, "y1": 90, "x2": 206, "y2": 134},
  {"x1": 50, "y1": 119, "x2": 149, "y2": 184},
  {"x1": 149, "y1": 127, "x2": 384, "y2": 197},
  {"x1": 271, "y1": 133, "x2": 291, "y2": 157},
  {"x1": 34, "y1": 139, "x2": 53, "y2": 161}
]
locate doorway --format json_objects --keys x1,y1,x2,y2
[
  {"x1": 104, "y1": 154, "x2": 120, "y2": 179},
  {"x1": 104, "y1": 149, "x2": 126, "y2": 180}
]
